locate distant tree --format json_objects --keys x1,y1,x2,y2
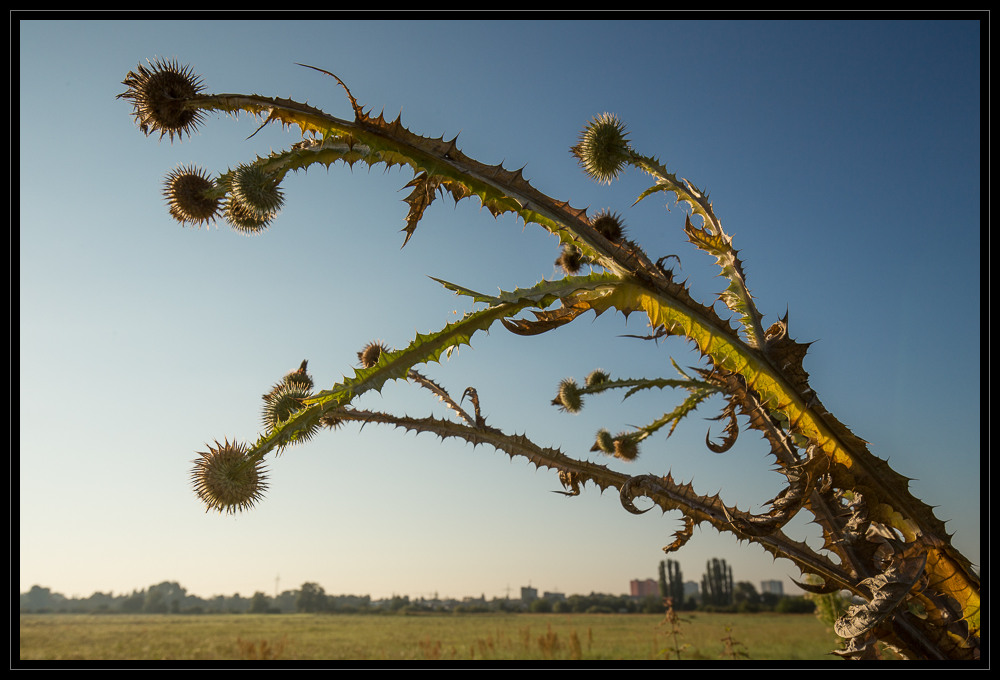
[
  {"x1": 20, "y1": 586, "x2": 66, "y2": 612},
  {"x1": 700, "y1": 558, "x2": 734, "y2": 608},
  {"x1": 490, "y1": 596, "x2": 519, "y2": 613},
  {"x1": 639, "y1": 595, "x2": 664, "y2": 614},
  {"x1": 273, "y1": 590, "x2": 298, "y2": 613},
  {"x1": 658, "y1": 559, "x2": 685, "y2": 605},
  {"x1": 734, "y1": 581, "x2": 761, "y2": 612},
  {"x1": 552, "y1": 599, "x2": 572, "y2": 614},
  {"x1": 121, "y1": 589, "x2": 145, "y2": 613},
  {"x1": 566, "y1": 592, "x2": 633, "y2": 614},
  {"x1": 225, "y1": 593, "x2": 249, "y2": 613},
  {"x1": 529, "y1": 598, "x2": 552, "y2": 613},
  {"x1": 139, "y1": 581, "x2": 186, "y2": 613},
  {"x1": 85, "y1": 591, "x2": 116, "y2": 613},
  {"x1": 760, "y1": 591, "x2": 782, "y2": 610},
  {"x1": 142, "y1": 588, "x2": 167, "y2": 613},
  {"x1": 387, "y1": 594, "x2": 410, "y2": 612},
  {"x1": 296, "y1": 582, "x2": 327, "y2": 613},
  {"x1": 248, "y1": 591, "x2": 271, "y2": 613}
]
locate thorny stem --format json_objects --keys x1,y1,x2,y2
[
  {"x1": 406, "y1": 370, "x2": 479, "y2": 427},
  {"x1": 324, "y1": 404, "x2": 864, "y2": 595}
]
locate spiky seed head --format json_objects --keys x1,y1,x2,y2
[
  {"x1": 282, "y1": 360, "x2": 313, "y2": 391},
  {"x1": 592, "y1": 428, "x2": 615, "y2": 454},
  {"x1": 261, "y1": 382, "x2": 321, "y2": 450},
  {"x1": 613, "y1": 434, "x2": 640, "y2": 461},
  {"x1": 118, "y1": 58, "x2": 206, "y2": 142},
  {"x1": 358, "y1": 341, "x2": 390, "y2": 368},
  {"x1": 591, "y1": 209, "x2": 626, "y2": 242},
  {"x1": 571, "y1": 113, "x2": 632, "y2": 184},
  {"x1": 261, "y1": 382, "x2": 311, "y2": 430},
  {"x1": 230, "y1": 164, "x2": 285, "y2": 218},
  {"x1": 585, "y1": 369, "x2": 610, "y2": 387},
  {"x1": 224, "y1": 195, "x2": 273, "y2": 235},
  {"x1": 554, "y1": 378, "x2": 583, "y2": 413},
  {"x1": 163, "y1": 165, "x2": 220, "y2": 226},
  {"x1": 263, "y1": 361, "x2": 314, "y2": 402},
  {"x1": 555, "y1": 245, "x2": 584, "y2": 274},
  {"x1": 191, "y1": 439, "x2": 267, "y2": 514}
]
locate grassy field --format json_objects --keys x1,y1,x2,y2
[{"x1": 19, "y1": 611, "x2": 842, "y2": 662}]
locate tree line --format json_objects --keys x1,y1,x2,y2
[
  {"x1": 19, "y1": 582, "x2": 370, "y2": 615},
  {"x1": 20, "y1": 559, "x2": 816, "y2": 616}
]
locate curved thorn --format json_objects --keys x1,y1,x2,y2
[
  {"x1": 792, "y1": 576, "x2": 841, "y2": 594},
  {"x1": 619, "y1": 475, "x2": 654, "y2": 515},
  {"x1": 245, "y1": 112, "x2": 274, "y2": 141},
  {"x1": 296, "y1": 63, "x2": 362, "y2": 118}
]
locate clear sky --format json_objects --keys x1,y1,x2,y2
[{"x1": 18, "y1": 17, "x2": 982, "y2": 603}]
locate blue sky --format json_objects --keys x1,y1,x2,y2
[{"x1": 19, "y1": 17, "x2": 981, "y2": 603}]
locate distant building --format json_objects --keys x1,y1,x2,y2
[
  {"x1": 520, "y1": 586, "x2": 538, "y2": 603},
  {"x1": 542, "y1": 591, "x2": 566, "y2": 602},
  {"x1": 629, "y1": 579, "x2": 659, "y2": 598},
  {"x1": 760, "y1": 580, "x2": 784, "y2": 596}
]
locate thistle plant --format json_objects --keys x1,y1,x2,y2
[{"x1": 119, "y1": 58, "x2": 980, "y2": 660}]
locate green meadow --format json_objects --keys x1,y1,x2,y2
[{"x1": 19, "y1": 611, "x2": 841, "y2": 661}]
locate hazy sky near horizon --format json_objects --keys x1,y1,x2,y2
[{"x1": 19, "y1": 17, "x2": 981, "y2": 601}]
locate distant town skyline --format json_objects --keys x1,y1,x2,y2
[
  {"x1": 22, "y1": 565, "x2": 798, "y2": 605},
  {"x1": 22, "y1": 572, "x2": 799, "y2": 615}
]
